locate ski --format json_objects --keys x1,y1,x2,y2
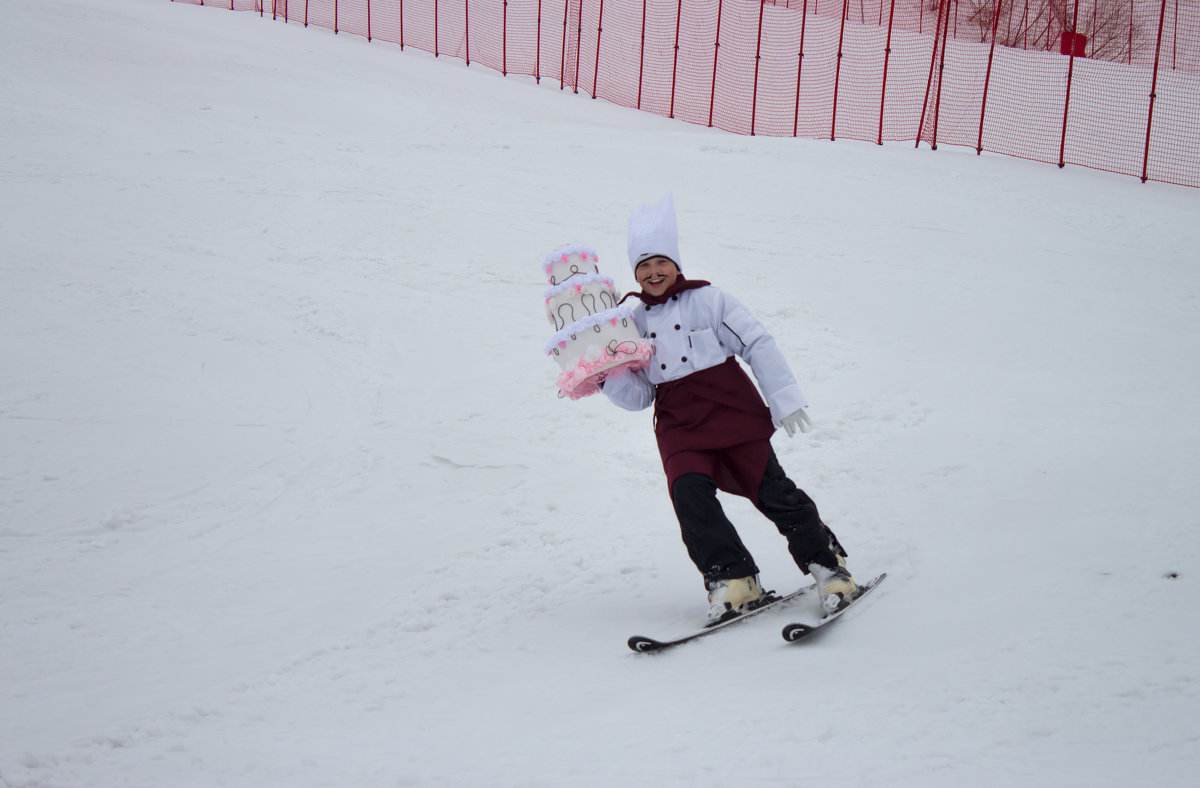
[
  {"x1": 780, "y1": 572, "x2": 887, "y2": 643},
  {"x1": 628, "y1": 583, "x2": 816, "y2": 653}
]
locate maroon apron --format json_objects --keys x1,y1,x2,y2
[{"x1": 654, "y1": 356, "x2": 776, "y2": 505}]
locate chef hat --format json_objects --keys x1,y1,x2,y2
[{"x1": 626, "y1": 192, "x2": 682, "y2": 274}]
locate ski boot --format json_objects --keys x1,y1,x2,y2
[
  {"x1": 808, "y1": 558, "x2": 857, "y2": 615},
  {"x1": 705, "y1": 575, "x2": 763, "y2": 626}
]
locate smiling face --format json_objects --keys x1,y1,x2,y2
[{"x1": 634, "y1": 255, "x2": 680, "y2": 298}]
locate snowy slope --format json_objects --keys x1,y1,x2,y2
[{"x1": 2, "y1": 1, "x2": 1199, "y2": 786}]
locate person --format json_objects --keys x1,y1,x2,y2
[{"x1": 601, "y1": 193, "x2": 857, "y2": 625}]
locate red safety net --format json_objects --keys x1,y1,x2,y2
[{"x1": 174, "y1": 0, "x2": 1200, "y2": 187}]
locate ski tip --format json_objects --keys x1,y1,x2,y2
[
  {"x1": 628, "y1": 636, "x2": 665, "y2": 653},
  {"x1": 781, "y1": 623, "x2": 813, "y2": 642}
]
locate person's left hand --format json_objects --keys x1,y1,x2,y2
[{"x1": 780, "y1": 408, "x2": 812, "y2": 437}]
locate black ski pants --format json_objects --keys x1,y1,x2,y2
[{"x1": 669, "y1": 447, "x2": 844, "y2": 586}]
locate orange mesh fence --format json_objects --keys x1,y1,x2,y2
[{"x1": 175, "y1": 0, "x2": 1200, "y2": 187}]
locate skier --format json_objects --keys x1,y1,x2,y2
[{"x1": 602, "y1": 193, "x2": 858, "y2": 625}]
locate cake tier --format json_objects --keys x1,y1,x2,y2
[
  {"x1": 545, "y1": 307, "x2": 653, "y2": 399},
  {"x1": 542, "y1": 243, "x2": 601, "y2": 286},
  {"x1": 544, "y1": 306, "x2": 640, "y2": 358},
  {"x1": 545, "y1": 275, "x2": 620, "y2": 331},
  {"x1": 554, "y1": 338, "x2": 653, "y2": 400}
]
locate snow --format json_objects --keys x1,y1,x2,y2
[{"x1": 3, "y1": 1, "x2": 1199, "y2": 786}]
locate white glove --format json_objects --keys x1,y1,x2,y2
[{"x1": 779, "y1": 408, "x2": 812, "y2": 437}]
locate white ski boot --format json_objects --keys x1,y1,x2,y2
[
  {"x1": 808, "y1": 559, "x2": 857, "y2": 615},
  {"x1": 705, "y1": 575, "x2": 764, "y2": 626}
]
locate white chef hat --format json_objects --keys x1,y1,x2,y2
[{"x1": 626, "y1": 192, "x2": 682, "y2": 274}]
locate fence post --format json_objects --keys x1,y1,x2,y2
[
  {"x1": 977, "y1": 0, "x2": 1002, "y2": 153},
  {"x1": 503, "y1": 0, "x2": 509, "y2": 75},
  {"x1": 366, "y1": 0, "x2": 372, "y2": 41},
  {"x1": 465, "y1": 0, "x2": 471, "y2": 65},
  {"x1": 794, "y1": 0, "x2": 809, "y2": 136},
  {"x1": 930, "y1": 0, "x2": 951, "y2": 148},
  {"x1": 574, "y1": 0, "x2": 583, "y2": 93},
  {"x1": 304, "y1": 0, "x2": 309, "y2": 27},
  {"x1": 638, "y1": 0, "x2": 647, "y2": 108},
  {"x1": 535, "y1": 0, "x2": 541, "y2": 81},
  {"x1": 670, "y1": 0, "x2": 682, "y2": 118},
  {"x1": 878, "y1": 0, "x2": 896, "y2": 145},
  {"x1": 1058, "y1": 0, "x2": 1081, "y2": 168},
  {"x1": 831, "y1": 0, "x2": 849, "y2": 140},
  {"x1": 709, "y1": 0, "x2": 724, "y2": 127},
  {"x1": 917, "y1": 0, "x2": 950, "y2": 148},
  {"x1": 561, "y1": 0, "x2": 568, "y2": 90},
  {"x1": 435, "y1": 0, "x2": 440, "y2": 57},
  {"x1": 593, "y1": 0, "x2": 605, "y2": 99},
  {"x1": 334, "y1": 0, "x2": 338, "y2": 33},
  {"x1": 751, "y1": 0, "x2": 766, "y2": 135},
  {"x1": 1142, "y1": 0, "x2": 1169, "y2": 182},
  {"x1": 399, "y1": 0, "x2": 404, "y2": 49}
]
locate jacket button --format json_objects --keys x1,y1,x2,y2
[
  {"x1": 650, "y1": 332, "x2": 657, "y2": 338},
  {"x1": 645, "y1": 304, "x2": 652, "y2": 311},
  {"x1": 674, "y1": 324, "x2": 681, "y2": 330},
  {"x1": 660, "y1": 363, "x2": 667, "y2": 370},
  {"x1": 681, "y1": 356, "x2": 688, "y2": 362}
]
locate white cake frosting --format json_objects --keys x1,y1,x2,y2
[{"x1": 541, "y1": 244, "x2": 653, "y2": 399}]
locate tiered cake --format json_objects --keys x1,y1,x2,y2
[{"x1": 542, "y1": 243, "x2": 653, "y2": 399}]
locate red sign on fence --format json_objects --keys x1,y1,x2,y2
[{"x1": 1060, "y1": 32, "x2": 1087, "y2": 58}]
